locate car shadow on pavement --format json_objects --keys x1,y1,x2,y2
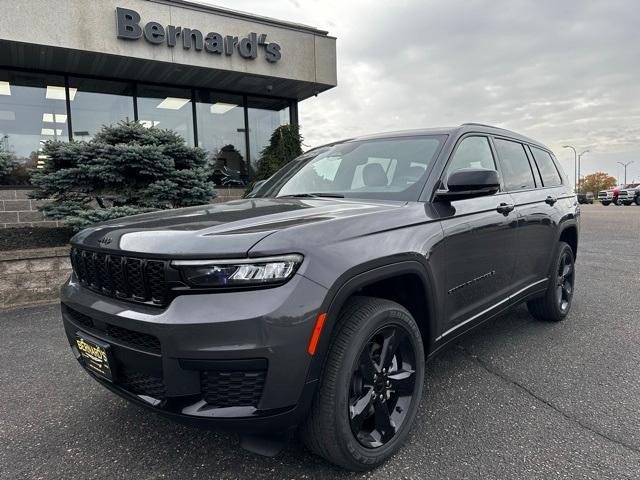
[{"x1": 68, "y1": 305, "x2": 547, "y2": 479}]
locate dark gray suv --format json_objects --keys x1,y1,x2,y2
[{"x1": 61, "y1": 123, "x2": 579, "y2": 470}]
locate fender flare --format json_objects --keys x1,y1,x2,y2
[{"x1": 304, "y1": 253, "x2": 439, "y2": 383}]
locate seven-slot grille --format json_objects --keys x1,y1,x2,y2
[{"x1": 70, "y1": 248, "x2": 168, "y2": 306}]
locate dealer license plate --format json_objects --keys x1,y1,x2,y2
[{"x1": 75, "y1": 333, "x2": 114, "y2": 382}]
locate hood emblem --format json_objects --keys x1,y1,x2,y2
[{"x1": 98, "y1": 236, "x2": 113, "y2": 246}]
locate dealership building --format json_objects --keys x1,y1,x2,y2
[{"x1": 0, "y1": 0, "x2": 337, "y2": 226}]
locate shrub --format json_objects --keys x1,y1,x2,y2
[
  {"x1": 0, "y1": 149, "x2": 18, "y2": 180},
  {"x1": 31, "y1": 121, "x2": 216, "y2": 230},
  {"x1": 253, "y1": 124, "x2": 303, "y2": 183}
]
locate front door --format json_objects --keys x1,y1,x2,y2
[{"x1": 434, "y1": 135, "x2": 519, "y2": 338}]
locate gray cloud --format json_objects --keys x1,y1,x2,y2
[{"x1": 202, "y1": 0, "x2": 640, "y2": 183}]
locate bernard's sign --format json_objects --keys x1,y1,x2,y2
[{"x1": 116, "y1": 7, "x2": 282, "y2": 63}]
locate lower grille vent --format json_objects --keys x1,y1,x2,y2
[
  {"x1": 201, "y1": 370, "x2": 266, "y2": 408},
  {"x1": 118, "y1": 367, "x2": 166, "y2": 399},
  {"x1": 63, "y1": 305, "x2": 161, "y2": 354}
]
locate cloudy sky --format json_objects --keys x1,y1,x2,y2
[{"x1": 204, "y1": 0, "x2": 640, "y2": 184}]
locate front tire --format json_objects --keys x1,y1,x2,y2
[
  {"x1": 302, "y1": 297, "x2": 425, "y2": 471},
  {"x1": 635, "y1": 197, "x2": 640, "y2": 206},
  {"x1": 527, "y1": 241, "x2": 575, "y2": 322},
  {"x1": 601, "y1": 201, "x2": 610, "y2": 206}
]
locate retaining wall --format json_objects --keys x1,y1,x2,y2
[
  {"x1": 0, "y1": 187, "x2": 245, "y2": 228},
  {"x1": 0, "y1": 247, "x2": 71, "y2": 308}
]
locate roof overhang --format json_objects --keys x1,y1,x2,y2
[{"x1": 0, "y1": 0, "x2": 337, "y2": 101}]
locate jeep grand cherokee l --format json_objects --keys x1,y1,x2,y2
[{"x1": 61, "y1": 123, "x2": 579, "y2": 471}]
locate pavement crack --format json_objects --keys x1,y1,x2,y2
[{"x1": 458, "y1": 345, "x2": 640, "y2": 456}]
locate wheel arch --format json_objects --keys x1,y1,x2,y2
[
  {"x1": 558, "y1": 222, "x2": 578, "y2": 259},
  {"x1": 305, "y1": 254, "x2": 439, "y2": 383}
]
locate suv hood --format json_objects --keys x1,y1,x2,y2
[{"x1": 71, "y1": 197, "x2": 405, "y2": 257}]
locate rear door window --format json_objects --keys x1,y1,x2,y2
[
  {"x1": 530, "y1": 146, "x2": 563, "y2": 187},
  {"x1": 494, "y1": 138, "x2": 535, "y2": 191}
]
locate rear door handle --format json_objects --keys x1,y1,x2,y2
[
  {"x1": 545, "y1": 196, "x2": 558, "y2": 206},
  {"x1": 496, "y1": 202, "x2": 515, "y2": 215}
]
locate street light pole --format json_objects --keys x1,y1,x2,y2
[
  {"x1": 617, "y1": 161, "x2": 634, "y2": 185},
  {"x1": 562, "y1": 145, "x2": 577, "y2": 191},
  {"x1": 577, "y1": 149, "x2": 589, "y2": 192}
]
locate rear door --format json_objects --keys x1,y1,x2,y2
[
  {"x1": 435, "y1": 135, "x2": 519, "y2": 338},
  {"x1": 492, "y1": 138, "x2": 557, "y2": 296}
]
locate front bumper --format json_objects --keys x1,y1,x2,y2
[{"x1": 61, "y1": 272, "x2": 327, "y2": 432}]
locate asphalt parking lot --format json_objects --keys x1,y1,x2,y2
[{"x1": 1, "y1": 203, "x2": 639, "y2": 479}]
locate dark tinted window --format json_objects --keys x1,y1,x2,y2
[
  {"x1": 446, "y1": 136, "x2": 495, "y2": 187},
  {"x1": 530, "y1": 146, "x2": 562, "y2": 187},
  {"x1": 494, "y1": 138, "x2": 535, "y2": 190}
]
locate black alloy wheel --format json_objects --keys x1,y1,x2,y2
[
  {"x1": 302, "y1": 296, "x2": 425, "y2": 471},
  {"x1": 348, "y1": 325, "x2": 417, "y2": 448},
  {"x1": 527, "y1": 241, "x2": 575, "y2": 322},
  {"x1": 556, "y1": 249, "x2": 574, "y2": 314}
]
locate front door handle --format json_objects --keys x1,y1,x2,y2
[
  {"x1": 545, "y1": 196, "x2": 558, "y2": 206},
  {"x1": 496, "y1": 202, "x2": 515, "y2": 215}
]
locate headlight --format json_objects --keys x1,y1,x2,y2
[{"x1": 172, "y1": 254, "x2": 303, "y2": 288}]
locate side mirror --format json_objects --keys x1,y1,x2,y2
[{"x1": 435, "y1": 168, "x2": 500, "y2": 201}]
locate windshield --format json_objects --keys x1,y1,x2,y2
[{"x1": 251, "y1": 135, "x2": 445, "y2": 201}]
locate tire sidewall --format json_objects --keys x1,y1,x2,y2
[
  {"x1": 332, "y1": 304, "x2": 425, "y2": 465},
  {"x1": 548, "y1": 242, "x2": 575, "y2": 319}
]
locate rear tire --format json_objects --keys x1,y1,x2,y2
[
  {"x1": 601, "y1": 201, "x2": 610, "y2": 206},
  {"x1": 302, "y1": 296, "x2": 425, "y2": 471},
  {"x1": 527, "y1": 242, "x2": 575, "y2": 322}
]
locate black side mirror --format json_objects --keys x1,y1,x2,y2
[{"x1": 435, "y1": 168, "x2": 500, "y2": 201}]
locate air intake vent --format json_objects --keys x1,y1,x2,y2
[{"x1": 201, "y1": 370, "x2": 266, "y2": 408}]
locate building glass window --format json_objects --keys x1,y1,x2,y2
[
  {"x1": 68, "y1": 77, "x2": 134, "y2": 141},
  {"x1": 136, "y1": 84, "x2": 194, "y2": 145},
  {"x1": 195, "y1": 91, "x2": 247, "y2": 186},
  {"x1": 0, "y1": 70, "x2": 69, "y2": 185},
  {"x1": 247, "y1": 97, "x2": 290, "y2": 173}
]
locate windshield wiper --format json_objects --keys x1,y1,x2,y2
[{"x1": 279, "y1": 192, "x2": 345, "y2": 198}]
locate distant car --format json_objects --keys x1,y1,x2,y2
[
  {"x1": 577, "y1": 192, "x2": 594, "y2": 204},
  {"x1": 598, "y1": 187, "x2": 620, "y2": 206},
  {"x1": 617, "y1": 183, "x2": 640, "y2": 206}
]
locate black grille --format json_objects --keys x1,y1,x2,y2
[
  {"x1": 201, "y1": 371, "x2": 266, "y2": 408},
  {"x1": 118, "y1": 367, "x2": 165, "y2": 399},
  {"x1": 63, "y1": 305, "x2": 161, "y2": 354},
  {"x1": 70, "y1": 248, "x2": 168, "y2": 306},
  {"x1": 64, "y1": 306, "x2": 94, "y2": 329},
  {"x1": 105, "y1": 324, "x2": 161, "y2": 354}
]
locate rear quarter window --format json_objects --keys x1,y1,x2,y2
[{"x1": 530, "y1": 146, "x2": 563, "y2": 187}]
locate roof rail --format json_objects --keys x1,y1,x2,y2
[{"x1": 460, "y1": 122, "x2": 509, "y2": 131}]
